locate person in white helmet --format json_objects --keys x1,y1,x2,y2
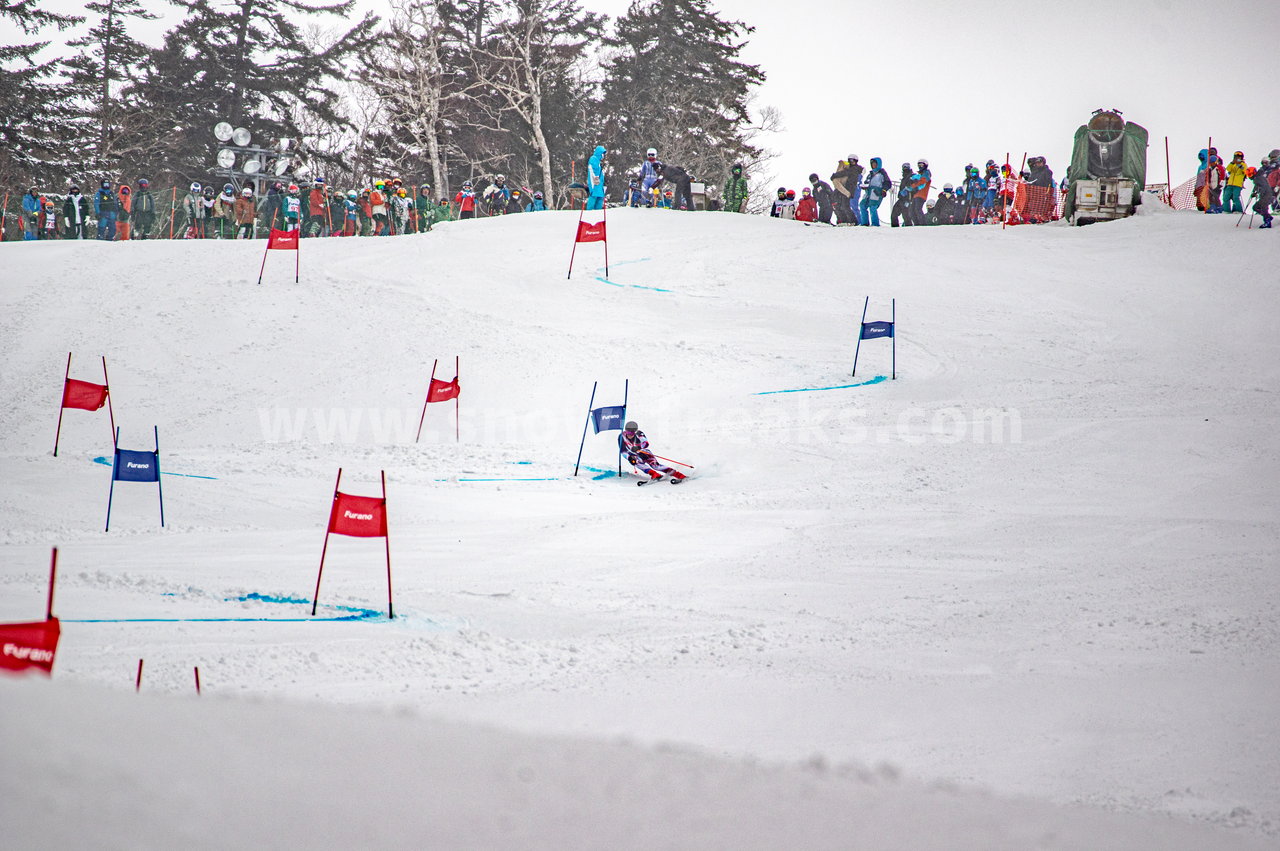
[{"x1": 639, "y1": 147, "x2": 663, "y2": 199}]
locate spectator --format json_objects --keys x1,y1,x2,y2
[
  {"x1": 64, "y1": 185, "x2": 90, "y2": 239},
  {"x1": 454, "y1": 179, "x2": 477, "y2": 220},
  {"x1": 830, "y1": 159, "x2": 855, "y2": 224},
  {"x1": 505, "y1": 189, "x2": 525, "y2": 214},
  {"x1": 860, "y1": 158, "x2": 889, "y2": 227},
  {"x1": 655, "y1": 161, "x2": 694, "y2": 210},
  {"x1": 116, "y1": 184, "x2": 132, "y2": 239},
  {"x1": 182, "y1": 182, "x2": 203, "y2": 238},
  {"x1": 640, "y1": 147, "x2": 662, "y2": 196},
  {"x1": 1205, "y1": 155, "x2": 1225, "y2": 213},
  {"x1": 587, "y1": 146, "x2": 607, "y2": 210},
  {"x1": 342, "y1": 190, "x2": 359, "y2": 236},
  {"x1": 370, "y1": 181, "x2": 388, "y2": 234},
  {"x1": 133, "y1": 178, "x2": 156, "y2": 239},
  {"x1": 795, "y1": 186, "x2": 818, "y2": 223},
  {"x1": 891, "y1": 163, "x2": 916, "y2": 227},
  {"x1": 390, "y1": 187, "x2": 410, "y2": 232},
  {"x1": 21, "y1": 186, "x2": 41, "y2": 240},
  {"x1": 808, "y1": 173, "x2": 835, "y2": 224},
  {"x1": 358, "y1": 188, "x2": 373, "y2": 235},
  {"x1": 625, "y1": 179, "x2": 646, "y2": 208},
  {"x1": 928, "y1": 184, "x2": 958, "y2": 224},
  {"x1": 1026, "y1": 156, "x2": 1055, "y2": 222},
  {"x1": 212, "y1": 184, "x2": 236, "y2": 238},
  {"x1": 912, "y1": 159, "x2": 931, "y2": 225},
  {"x1": 200, "y1": 185, "x2": 216, "y2": 237},
  {"x1": 965, "y1": 166, "x2": 987, "y2": 224},
  {"x1": 307, "y1": 178, "x2": 329, "y2": 236},
  {"x1": 282, "y1": 183, "x2": 302, "y2": 231},
  {"x1": 40, "y1": 199, "x2": 59, "y2": 239},
  {"x1": 769, "y1": 187, "x2": 786, "y2": 218},
  {"x1": 94, "y1": 179, "x2": 118, "y2": 240},
  {"x1": 1224, "y1": 151, "x2": 1247, "y2": 214},
  {"x1": 234, "y1": 187, "x2": 257, "y2": 239},
  {"x1": 527, "y1": 190, "x2": 548, "y2": 212},
  {"x1": 1251, "y1": 157, "x2": 1274, "y2": 228},
  {"x1": 723, "y1": 162, "x2": 748, "y2": 213}
]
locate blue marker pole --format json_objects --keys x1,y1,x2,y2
[
  {"x1": 618, "y1": 378, "x2": 628, "y2": 477},
  {"x1": 105, "y1": 427, "x2": 120, "y2": 531},
  {"x1": 155, "y1": 426, "x2": 165, "y2": 527},
  {"x1": 574, "y1": 382, "x2": 597, "y2": 476},
  {"x1": 891, "y1": 299, "x2": 896, "y2": 380},
  {"x1": 851, "y1": 296, "x2": 869, "y2": 377}
]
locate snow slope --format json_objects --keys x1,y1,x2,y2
[{"x1": 1, "y1": 207, "x2": 1278, "y2": 847}]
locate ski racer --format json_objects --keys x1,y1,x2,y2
[{"x1": 619, "y1": 421, "x2": 687, "y2": 483}]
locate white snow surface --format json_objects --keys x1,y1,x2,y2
[{"x1": 1, "y1": 207, "x2": 1278, "y2": 848}]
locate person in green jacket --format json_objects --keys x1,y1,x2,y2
[
  {"x1": 723, "y1": 162, "x2": 748, "y2": 212},
  {"x1": 133, "y1": 178, "x2": 157, "y2": 239}
]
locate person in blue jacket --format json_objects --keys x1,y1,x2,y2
[
  {"x1": 527, "y1": 190, "x2": 547, "y2": 211},
  {"x1": 94, "y1": 179, "x2": 119, "y2": 240},
  {"x1": 21, "y1": 187, "x2": 42, "y2": 239},
  {"x1": 860, "y1": 157, "x2": 890, "y2": 226},
  {"x1": 587, "y1": 144, "x2": 607, "y2": 210}
]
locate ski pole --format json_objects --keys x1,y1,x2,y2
[{"x1": 652, "y1": 454, "x2": 693, "y2": 469}]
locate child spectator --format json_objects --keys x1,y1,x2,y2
[{"x1": 234, "y1": 187, "x2": 257, "y2": 238}]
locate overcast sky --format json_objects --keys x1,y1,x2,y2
[{"x1": 7, "y1": 0, "x2": 1278, "y2": 190}]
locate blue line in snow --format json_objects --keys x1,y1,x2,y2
[
  {"x1": 753, "y1": 375, "x2": 889, "y2": 395},
  {"x1": 63, "y1": 592, "x2": 385, "y2": 623},
  {"x1": 92, "y1": 455, "x2": 217, "y2": 480},
  {"x1": 589, "y1": 257, "x2": 674, "y2": 293}
]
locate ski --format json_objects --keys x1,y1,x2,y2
[{"x1": 636, "y1": 475, "x2": 668, "y2": 487}]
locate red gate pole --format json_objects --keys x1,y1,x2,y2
[
  {"x1": 312, "y1": 468, "x2": 342, "y2": 616},
  {"x1": 102, "y1": 356, "x2": 116, "y2": 440},
  {"x1": 382, "y1": 470, "x2": 393, "y2": 619},
  {"x1": 567, "y1": 202, "x2": 586, "y2": 279},
  {"x1": 46, "y1": 547, "x2": 58, "y2": 619},
  {"x1": 602, "y1": 202, "x2": 610, "y2": 278},
  {"x1": 194, "y1": 666, "x2": 202, "y2": 695},
  {"x1": 454, "y1": 355, "x2": 460, "y2": 443},
  {"x1": 135, "y1": 659, "x2": 144, "y2": 692},
  {"x1": 1165, "y1": 136, "x2": 1173, "y2": 206},
  {"x1": 53, "y1": 352, "x2": 71, "y2": 456},
  {"x1": 415, "y1": 359, "x2": 438, "y2": 444},
  {"x1": 168, "y1": 187, "x2": 176, "y2": 239}
]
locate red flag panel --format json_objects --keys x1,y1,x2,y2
[
  {"x1": 0, "y1": 618, "x2": 61, "y2": 676},
  {"x1": 61, "y1": 378, "x2": 108, "y2": 411},
  {"x1": 328, "y1": 492, "x2": 387, "y2": 538},
  {"x1": 427, "y1": 377, "x2": 460, "y2": 403},
  {"x1": 267, "y1": 228, "x2": 299, "y2": 250},
  {"x1": 575, "y1": 221, "x2": 606, "y2": 243}
]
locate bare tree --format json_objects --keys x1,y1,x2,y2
[{"x1": 473, "y1": 0, "x2": 601, "y2": 203}]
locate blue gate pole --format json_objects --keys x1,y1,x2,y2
[
  {"x1": 891, "y1": 299, "x2": 896, "y2": 380},
  {"x1": 851, "y1": 296, "x2": 869, "y2": 377},
  {"x1": 155, "y1": 426, "x2": 165, "y2": 527},
  {"x1": 618, "y1": 378, "x2": 628, "y2": 477},
  {"x1": 105, "y1": 427, "x2": 120, "y2": 531},
  {"x1": 573, "y1": 382, "x2": 597, "y2": 476}
]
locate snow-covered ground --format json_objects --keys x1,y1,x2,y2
[{"x1": 1, "y1": 207, "x2": 1277, "y2": 847}]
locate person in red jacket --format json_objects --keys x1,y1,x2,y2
[
  {"x1": 307, "y1": 178, "x2": 330, "y2": 236},
  {"x1": 795, "y1": 186, "x2": 818, "y2": 222},
  {"x1": 453, "y1": 180, "x2": 477, "y2": 219}
]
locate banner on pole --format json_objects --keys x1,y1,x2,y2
[
  {"x1": 0, "y1": 619, "x2": 61, "y2": 676},
  {"x1": 267, "y1": 228, "x2": 299, "y2": 250},
  {"x1": 106, "y1": 427, "x2": 165, "y2": 531},
  {"x1": 860, "y1": 320, "x2": 894, "y2": 340},
  {"x1": 590, "y1": 404, "x2": 626, "y2": 433},
  {"x1": 328, "y1": 491, "x2": 388, "y2": 538},
  {"x1": 427, "y1": 376, "x2": 460, "y2": 403},
  {"x1": 62, "y1": 378, "x2": 108, "y2": 411},
  {"x1": 575, "y1": 220, "x2": 606, "y2": 243},
  {"x1": 114, "y1": 448, "x2": 161, "y2": 482}
]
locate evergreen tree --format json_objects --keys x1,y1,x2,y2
[
  {"x1": 598, "y1": 0, "x2": 765, "y2": 188},
  {"x1": 63, "y1": 0, "x2": 158, "y2": 174},
  {"x1": 129, "y1": 0, "x2": 379, "y2": 180},
  {"x1": 0, "y1": 1, "x2": 83, "y2": 185}
]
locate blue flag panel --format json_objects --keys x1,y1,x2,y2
[
  {"x1": 591, "y1": 405, "x2": 626, "y2": 434},
  {"x1": 114, "y1": 449, "x2": 160, "y2": 482},
  {"x1": 861, "y1": 321, "x2": 894, "y2": 340}
]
